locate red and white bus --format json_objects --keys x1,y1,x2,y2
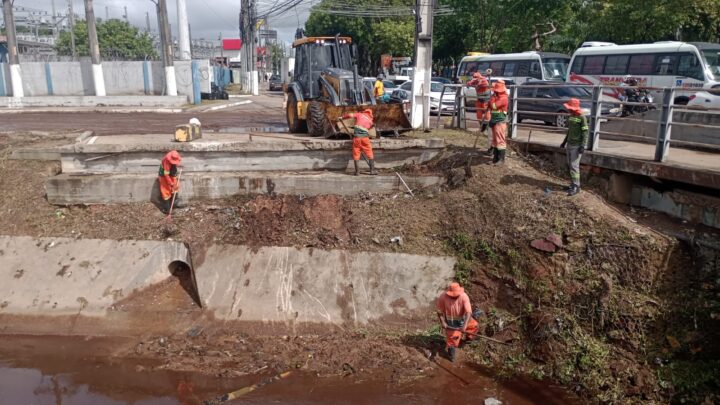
[{"x1": 567, "y1": 41, "x2": 720, "y2": 104}]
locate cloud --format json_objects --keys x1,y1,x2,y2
[{"x1": 12, "y1": 0, "x2": 312, "y2": 46}]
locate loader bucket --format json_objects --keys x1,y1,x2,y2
[{"x1": 326, "y1": 102, "x2": 413, "y2": 137}]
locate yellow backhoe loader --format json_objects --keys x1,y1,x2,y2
[{"x1": 284, "y1": 33, "x2": 412, "y2": 138}]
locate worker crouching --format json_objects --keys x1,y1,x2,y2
[
  {"x1": 436, "y1": 282, "x2": 481, "y2": 362},
  {"x1": 157, "y1": 150, "x2": 185, "y2": 213},
  {"x1": 342, "y1": 108, "x2": 378, "y2": 176},
  {"x1": 488, "y1": 80, "x2": 509, "y2": 165}
]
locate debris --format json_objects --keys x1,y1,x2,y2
[
  {"x1": 666, "y1": 335, "x2": 681, "y2": 350},
  {"x1": 530, "y1": 238, "x2": 557, "y2": 253},
  {"x1": 187, "y1": 326, "x2": 203, "y2": 338},
  {"x1": 159, "y1": 337, "x2": 168, "y2": 347},
  {"x1": 372, "y1": 237, "x2": 380, "y2": 245},
  {"x1": 395, "y1": 172, "x2": 415, "y2": 197},
  {"x1": 390, "y1": 236, "x2": 404, "y2": 246},
  {"x1": 207, "y1": 371, "x2": 292, "y2": 403},
  {"x1": 485, "y1": 398, "x2": 502, "y2": 405},
  {"x1": 545, "y1": 233, "x2": 563, "y2": 248}
]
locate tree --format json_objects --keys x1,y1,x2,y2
[
  {"x1": 56, "y1": 19, "x2": 157, "y2": 60},
  {"x1": 305, "y1": 0, "x2": 414, "y2": 75}
]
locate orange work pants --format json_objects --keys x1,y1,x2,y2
[
  {"x1": 492, "y1": 122, "x2": 507, "y2": 150},
  {"x1": 445, "y1": 318, "x2": 480, "y2": 348},
  {"x1": 352, "y1": 137, "x2": 374, "y2": 161},
  {"x1": 159, "y1": 176, "x2": 178, "y2": 201}
]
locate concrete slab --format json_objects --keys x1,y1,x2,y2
[
  {"x1": 195, "y1": 244, "x2": 456, "y2": 324},
  {"x1": 45, "y1": 171, "x2": 444, "y2": 204},
  {"x1": 0, "y1": 236, "x2": 189, "y2": 317},
  {"x1": 0, "y1": 96, "x2": 188, "y2": 109},
  {"x1": 61, "y1": 134, "x2": 445, "y2": 174}
]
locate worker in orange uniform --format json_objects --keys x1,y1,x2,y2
[
  {"x1": 341, "y1": 108, "x2": 377, "y2": 176},
  {"x1": 436, "y1": 282, "x2": 480, "y2": 362},
  {"x1": 488, "y1": 80, "x2": 509, "y2": 164},
  {"x1": 158, "y1": 150, "x2": 183, "y2": 213},
  {"x1": 467, "y1": 72, "x2": 492, "y2": 155}
]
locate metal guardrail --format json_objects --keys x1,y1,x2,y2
[{"x1": 436, "y1": 83, "x2": 720, "y2": 163}]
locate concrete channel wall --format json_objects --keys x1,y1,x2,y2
[
  {"x1": 0, "y1": 236, "x2": 190, "y2": 317},
  {"x1": 0, "y1": 61, "x2": 211, "y2": 102},
  {"x1": 0, "y1": 236, "x2": 456, "y2": 326}
]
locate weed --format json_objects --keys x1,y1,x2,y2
[{"x1": 454, "y1": 259, "x2": 472, "y2": 285}]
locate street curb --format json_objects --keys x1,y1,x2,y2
[
  {"x1": 203, "y1": 100, "x2": 253, "y2": 111},
  {"x1": 0, "y1": 107, "x2": 184, "y2": 114}
]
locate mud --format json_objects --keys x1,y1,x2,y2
[{"x1": 0, "y1": 334, "x2": 579, "y2": 405}]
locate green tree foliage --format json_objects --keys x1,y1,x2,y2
[
  {"x1": 305, "y1": 0, "x2": 415, "y2": 75},
  {"x1": 306, "y1": 0, "x2": 720, "y2": 71},
  {"x1": 55, "y1": 19, "x2": 157, "y2": 60}
]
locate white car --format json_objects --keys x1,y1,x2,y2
[
  {"x1": 390, "y1": 81, "x2": 456, "y2": 115},
  {"x1": 687, "y1": 89, "x2": 720, "y2": 110}
]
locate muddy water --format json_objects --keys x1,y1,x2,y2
[{"x1": 0, "y1": 335, "x2": 578, "y2": 405}]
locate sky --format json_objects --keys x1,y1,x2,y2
[{"x1": 10, "y1": 0, "x2": 315, "y2": 45}]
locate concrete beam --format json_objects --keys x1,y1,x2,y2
[
  {"x1": 45, "y1": 171, "x2": 445, "y2": 205},
  {"x1": 0, "y1": 236, "x2": 189, "y2": 317},
  {"x1": 515, "y1": 140, "x2": 720, "y2": 191},
  {"x1": 61, "y1": 135, "x2": 444, "y2": 174},
  {"x1": 195, "y1": 244, "x2": 456, "y2": 324}
]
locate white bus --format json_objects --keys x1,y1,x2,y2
[
  {"x1": 456, "y1": 51, "x2": 571, "y2": 84},
  {"x1": 567, "y1": 41, "x2": 720, "y2": 104}
]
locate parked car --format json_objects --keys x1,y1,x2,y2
[
  {"x1": 268, "y1": 74, "x2": 283, "y2": 91},
  {"x1": 516, "y1": 80, "x2": 617, "y2": 127},
  {"x1": 687, "y1": 88, "x2": 720, "y2": 110},
  {"x1": 390, "y1": 81, "x2": 456, "y2": 115}
]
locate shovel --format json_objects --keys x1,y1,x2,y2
[
  {"x1": 162, "y1": 169, "x2": 182, "y2": 235},
  {"x1": 443, "y1": 326, "x2": 509, "y2": 345}
]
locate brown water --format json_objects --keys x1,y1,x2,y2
[{"x1": 0, "y1": 335, "x2": 580, "y2": 405}]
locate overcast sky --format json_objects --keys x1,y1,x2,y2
[{"x1": 11, "y1": 0, "x2": 314, "y2": 45}]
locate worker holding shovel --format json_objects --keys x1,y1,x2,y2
[
  {"x1": 340, "y1": 108, "x2": 378, "y2": 176},
  {"x1": 436, "y1": 282, "x2": 480, "y2": 362},
  {"x1": 157, "y1": 150, "x2": 185, "y2": 214}
]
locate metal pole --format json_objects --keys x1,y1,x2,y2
[
  {"x1": 587, "y1": 85, "x2": 603, "y2": 151},
  {"x1": 68, "y1": 0, "x2": 77, "y2": 59},
  {"x1": 410, "y1": 0, "x2": 434, "y2": 129},
  {"x1": 84, "y1": 0, "x2": 106, "y2": 96},
  {"x1": 654, "y1": 88, "x2": 675, "y2": 162},
  {"x1": 509, "y1": 85, "x2": 518, "y2": 139},
  {"x1": 2, "y1": 0, "x2": 23, "y2": 97},
  {"x1": 158, "y1": 0, "x2": 177, "y2": 95},
  {"x1": 250, "y1": 0, "x2": 258, "y2": 95},
  {"x1": 176, "y1": 0, "x2": 191, "y2": 60},
  {"x1": 145, "y1": 11, "x2": 151, "y2": 33}
]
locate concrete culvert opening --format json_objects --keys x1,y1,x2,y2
[{"x1": 168, "y1": 260, "x2": 202, "y2": 308}]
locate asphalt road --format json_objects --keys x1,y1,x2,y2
[{"x1": 1, "y1": 92, "x2": 287, "y2": 135}]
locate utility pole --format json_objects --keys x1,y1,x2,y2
[
  {"x1": 145, "y1": 11, "x2": 151, "y2": 32},
  {"x1": 2, "y1": 0, "x2": 23, "y2": 97},
  {"x1": 250, "y1": 0, "x2": 258, "y2": 95},
  {"x1": 51, "y1": 0, "x2": 58, "y2": 38},
  {"x1": 84, "y1": 0, "x2": 106, "y2": 96},
  {"x1": 123, "y1": 6, "x2": 128, "y2": 23},
  {"x1": 410, "y1": 0, "x2": 434, "y2": 129},
  {"x1": 105, "y1": 5, "x2": 108, "y2": 20},
  {"x1": 176, "y1": 0, "x2": 191, "y2": 60},
  {"x1": 157, "y1": 0, "x2": 177, "y2": 95},
  {"x1": 68, "y1": 0, "x2": 77, "y2": 59}
]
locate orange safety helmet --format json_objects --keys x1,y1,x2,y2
[
  {"x1": 165, "y1": 150, "x2": 182, "y2": 165},
  {"x1": 492, "y1": 80, "x2": 507, "y2": 94},
  {"x1": 446, "y1": 282, "x2": 465, "y2": 298},
  {"x1": 563, "y1": 98, "x2": 583, "y2": 114}
]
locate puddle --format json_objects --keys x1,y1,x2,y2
[{"x1": 0, "y1": 335, "x2": 580, "y2": 404}]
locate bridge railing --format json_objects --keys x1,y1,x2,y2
[{"x1": 438, "y1": 82, "x2": 720, "y2": 163}]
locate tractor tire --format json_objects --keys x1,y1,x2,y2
[
  {"x1": 307, "y1": 101, "x2": 333, "y2": 137},
  {"x1": 286, "y1": 92, "x2": 307, "y2": 133}
]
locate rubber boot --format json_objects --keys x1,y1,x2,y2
[
  {"x1": 567, "y1": 184, "x2": 581, "y2": 196},
  {"x1": 353, "y1": 160, "x2": 360, "y2": 176},
  {"x1": 486, "y1": 146, "x2": 495, "y2": 156},
  {"x1": 494, "y1": 149, "x2": 506, "y2": 165},
  {"x1": 491, "y1": 148, "x2": 499, "y2": 164},
  {"x1": 447, "y1": 346, "x2": 456, "y2": 362},
  {"x1": 368, "y1": 159, "x2": 378, "y2": 175},
  {"x1": 161, "y1": 198, "x2": 171, "y2": 214}
]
